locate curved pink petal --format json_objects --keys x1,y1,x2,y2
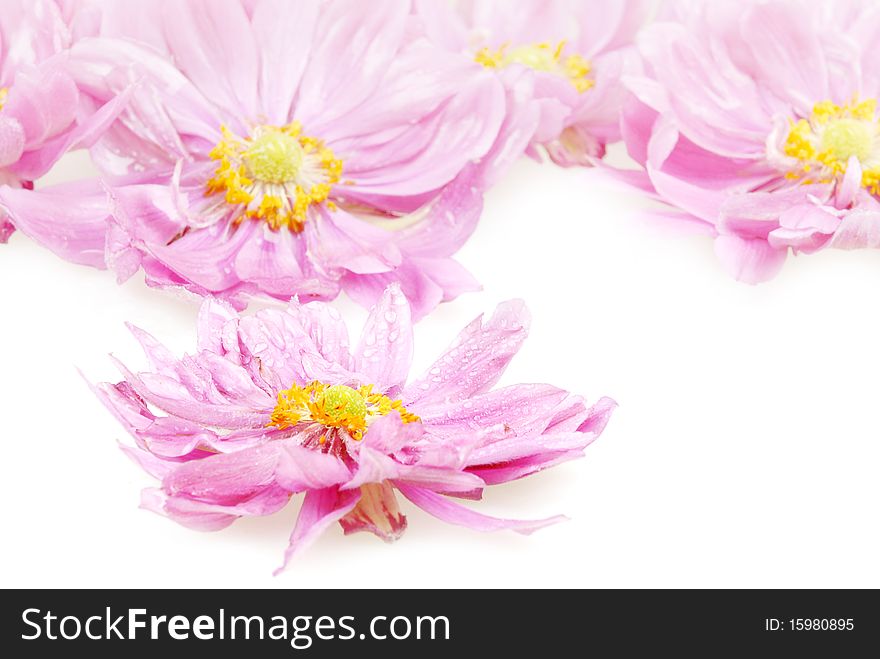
[
  {"x1": 0, "y1": 182, "x2": 109, "y2": 268},
  {"x1": 275, "y1": 487, "x2": 360, "y2": 575},
  {"x1": 397, "y1": 483, "x2": 565, "y2": 535},
  {"x1": 403, "y1": 299, "x2": 530, "y2": 406},
  {"x1": 830, "y1": 209, "x2": 880, "y2": 249},
  {"x1": 274, "y1": 443, "x2": 352, "y2": 493},
  {"x1": 468, "y1": 449, "x2": 586, "y2": 486},
  {"x1": 714, "y1": 234, "x2": 788, "y2": 284},
  {"x1": 162, "y1": 442, "x2": 281, "y2": 504},
  {"x1": 161, "y1": 0, "x2": 259, "y2": 119}
]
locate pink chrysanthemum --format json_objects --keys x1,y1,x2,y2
[
  {"x1": 92, "y1": 285, "x2": 614, "y2": 573},
  {"x1": 621, "y1": 0, "x2": 880, "y2": 282},
  {"x1": 416, "y1": 0, "x2": 648, "y2": 180},
  {"x1": 4, "y1": 0, "x2": 506, "y2": 319},
  {"x1": 0, "y1": 0, "x2": 124, "y2": 255}
]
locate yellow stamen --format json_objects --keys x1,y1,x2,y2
[
  {"x1": 475, "y1": 41, "x2": 594, "y2": 93},
  {"x1": 268, "y1": 381, "x2": 420, "y2": 441},
  {"x1": 782, "y1": 98, "x2": 880, "y2": 194},
  {"x1": 0, "y1": 88, "x2": 8, "y2": 111},
  {"x1": 205, "y1": 122, "x2": 343, "y2": 232}
]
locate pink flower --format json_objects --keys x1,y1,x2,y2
[
  {"x1": 416, "y1": 0, "x2": 648, "y2": 180},
  {"x1": 621, "y1": 0, "x2": 880, "y2": 282},
  {"x1": 92, "y1": 285, "x2": 614, "y2": 573},
  {"x1": 9, "y1": 0, "x2": 506, "y2": 319},
  {"x1": 0, "y1": 0, "x2": 125, "y2": 256}
]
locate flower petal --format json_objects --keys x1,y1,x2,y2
[
  {"x1": 274, "y1": 442, "x2": 352, "y2": 493},
  {"x1": 339, "y1": 482, "x2": 406, "y2": 542},
  {"x1": 354, "y1": 284, "x2": 413, "y2": 392},
  {"x1": 274, "y1": 487, "x2": 360, "y2": 575},
  {"x1": 0, "y1": 182, "x2": 110, "y2": 268},
  {"x1": 714, "y1": 234, "x2": 788, "y2": 284},
  {"x1": 396, "y1": 483, "x2": 565, "y2": 535},
  {"x1": 403, "y1": 300, "x2": 530, "y2": 406}
]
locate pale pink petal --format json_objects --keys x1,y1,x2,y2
[
  {"x1": 714, "y1": 234, "x2": 788, "y2": 284},
  {"x1": 403, "y1": 300, "x2": 530, "y2": 406},
  {"x1": 0, "y1": 182, "x2": 109, "y2": 268},
  {"x1": 293, "y1": 0, "x2": 409, "y2": 131},
  {"x1": 354, "y1": 283, "x2": 413, "y2": 392},
  {"x1": 361, "y1": 411, "x2": 424, "y2": 455},
  {"x1": 768, "y1": 204, "x2": 839, "y2": 253},
  {"x1": 162, "y1": 0, "x2": 259, "y2": 118},
  {"x1": 196, "y1": 298, "x2": 241, "y2": 357},
  {"x1": 252, "y1": 0, "x2": 319, "y2": 123},
  {"x1": 274, "y1": 442, "x2": 352, "y2": 493},
  {"x1": 830, "y1": 210, "x2": 880, "y2": 249},
  {"x1": 0, "y1": 116, "x2": 25, "y2": 167}
]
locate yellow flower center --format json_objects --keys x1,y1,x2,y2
[
  {"x1": 268, "y1": 382, "x2": 419, "y2": 441},
  {"x1": 245, "y1": 129, "x2": 305, "y2": 184},
  {"x1": 782, "y1": 99, "x2": 880, "y2": 194},
  {"x1": 205, "y1": 122, "x2": 343, "y2": 232},
  {"x1": 0, "y1": 88, "x2": 8, "y2": 111},
  {"x1": 475, "y1": 41, "x2": 594, "y2": 93}
]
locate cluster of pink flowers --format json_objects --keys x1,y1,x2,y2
[
  {"x1": 1, "y1": 0, "x2": 648, "y2": 317},
  {"x1": 7, "y1": 0, "x2": 873, "y2": 571}
]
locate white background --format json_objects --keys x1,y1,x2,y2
[{"x1": 2, "y1": 145, "x2": 879, "y2": 589}]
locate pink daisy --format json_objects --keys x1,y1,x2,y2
[
  {"x1": 5, "y1": 0, "x2": 506, "y2": 319},
  {"x1": 416, "y1": 0, "x2": 648, "y2": 180},
  {"x1": 0, "y1": 0, "x2": 124, "y2": 257},
  {"x1": 92, "y1": 284, "x2": 614, "y2": 574},
  {"x1": 621, "y1": 0, "x2": 880, "y2": 282}
]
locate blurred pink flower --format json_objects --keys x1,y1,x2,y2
[
  {"x1": 9, "y1": 0, "x2": 506, "y2": 319},
  {"x1": 0, "y1": 0, "x2": 124, "y2": 255},
  {"x1": 416, "y1": 0, "x2": 648, "y2": 181},
  {"x1": 93, "y1": 285, "x2": 614, "y2": 573},
  {"x1": 621, "y1": 0, "x2": 880, "y2": 282}
]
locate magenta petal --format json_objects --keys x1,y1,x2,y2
[
  {"x1": 396, "y1": 483, "x2": 565, "y2": 535},
  {"x1": 468, "y1": 450, "x2": 586, "y2": 486},
  {"x1": 274, "y1": 442, "x2": 351, "y2": 493},
  {"x1": 274, "y1": 487, "x2": 360, "y2": 575},
  {"x1": 140, "y1": 488, "x2": 236, "y2": 532},
  {"x1": 162, "y1": 443, "x2": 281, "y2": 505},
  {"x1": 143, "y1": 485, "x2": 289, "y2": 532}
]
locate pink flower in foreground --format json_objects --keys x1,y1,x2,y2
[
  {"x1": 416, "y1": 0, "x2": 648, "y2": 179},
  {"x1": 621, "y1": 0, "x2": 880, "y2": 282},
  {"x1": 93, "y1": 285, "x2": 614, "y2": 573},
  {"x1": 4, "y1": 0, "x2": 506, "y2": 319},
  {"x1": 0, "y1": 0, "x2": 124, "y2": 255}
]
